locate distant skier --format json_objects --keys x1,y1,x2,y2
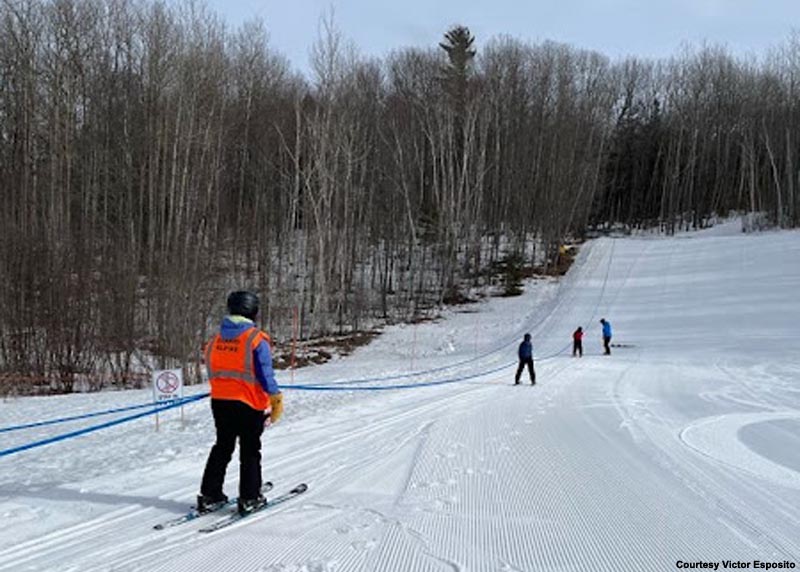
[
  {"x1": 514, "y1": 333, "x2": 536, "y2": 385},
  {"x1": 600, "y1": 318, "x2": 612, "y2": 355},
  {"x1": 572, "y1": 327, "x2": 584, "y2": 357},
  {"x1": 198, "y1": 290, "x2": 284, "y2": 515}
]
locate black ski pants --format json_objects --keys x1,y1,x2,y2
[
  {"x1": 572, "y1": 340, "x2": 583, "y2": 357},
  {"x1": 201, "y1": 399, "x2": 265, "y2": 501},
  {"x1": 515, "y1": 358, "x2": 536, "y2": 384},
  {"x1": 603, "y1": 336, "x2": 612, "y2": 355}
]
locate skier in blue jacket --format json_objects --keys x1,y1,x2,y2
[
  {"x1": 600, "y1": 318, "x2": 612, "y2": 355},
  {"x1": 514, "y1": 333, "x2": 536, "y2": 385}
]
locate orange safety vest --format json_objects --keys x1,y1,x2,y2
[{"x1": 205, "y1": 327, "x2": 271, "y2": 412}]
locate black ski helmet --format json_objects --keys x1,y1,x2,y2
[{"x1": 227, "y1": 290, "x2": 259, "y2": 320}]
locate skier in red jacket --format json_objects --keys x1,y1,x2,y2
[{"x1": 572, "y1": 327, "x2": 584, "y2": 357}]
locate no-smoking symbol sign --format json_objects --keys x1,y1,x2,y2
[
  {"x1": 153, "y1": 368, "x2": 183, "y2": 403},
  {"x1": 156, "y1": 371, "x2": 180, "y2": 394}
]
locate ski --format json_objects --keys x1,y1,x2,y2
[
  {"x1": 153, "y1": 481, "x2": 274, "y2": 530},
  {"x1": 198, "y1": 483, "x2": 308, "y2": 533}
]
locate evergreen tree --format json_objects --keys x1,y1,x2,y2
[{"x1": 439, "y1": 25, "x2": 477, "y2": 119}]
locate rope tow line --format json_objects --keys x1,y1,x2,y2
[
  {"x1": 0, "y1": 394, "x2": 208, "y2": 434},
  {"x1": 0, "y1": 348, "x2": 575, "y2": 458},
  {"x1": 0, "y1": 394, "x2": 207, "y2": 458}
]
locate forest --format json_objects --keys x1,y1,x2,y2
[{"x1": 1, "y1": 0, "x2": 799, "y2": 393}]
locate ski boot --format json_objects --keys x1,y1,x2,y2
[
  {"x1": 196, "y1": 493, "x2": 228, "y2": 514},
  {"x1": 237, "y1": 494, "x2": 267, "y2": 515}
]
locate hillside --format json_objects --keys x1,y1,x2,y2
[{"x1": 1, "y1": 222, "x2": 798, "y2": 571}]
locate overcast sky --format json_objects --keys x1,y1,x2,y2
[{"x1": 205, "y1": 0, "x2": 799, "y2": 75}]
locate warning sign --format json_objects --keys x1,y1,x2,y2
[{"x1": 153, "y1": 369, "x2": 183, "y2": 404}]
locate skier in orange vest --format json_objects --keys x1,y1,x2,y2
[{"x1": 198, "y1": 291, "x2": 283, "y2": 515}]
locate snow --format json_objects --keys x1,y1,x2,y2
[{"x1": 1, "y1": 222, "x2": 799, "y2": 571}]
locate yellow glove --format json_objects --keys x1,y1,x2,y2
[{"x1": 269, "y1": 392, "x2": 283, "y2": 424}]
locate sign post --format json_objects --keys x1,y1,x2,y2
[{"x1": 152, "y1": 368, "x2": 184, "y2": 431}]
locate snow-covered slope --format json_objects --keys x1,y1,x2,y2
[{"x1": 1, "y1": 223, "x2": 799, "y2": 571}]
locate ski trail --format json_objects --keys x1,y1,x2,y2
[{"x1": 3, "y1": 228, "x2": 800, "y2": 571}]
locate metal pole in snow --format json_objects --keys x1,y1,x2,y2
[
  {"x1": 475, "y1": 315, "x2": 479, "y2": 357},
  {"x1": 153, "y1": 373, "x2": 159, "y2": 432},
  {"x1": 180, "y1": 369, "x2": 185, "y2": 427},
  {"x1": 291, "y1": 305, "x2": 298, "y2": 385},
  {"x1": 411, "y1": 320, "x2": 417, "y2": 371}
]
